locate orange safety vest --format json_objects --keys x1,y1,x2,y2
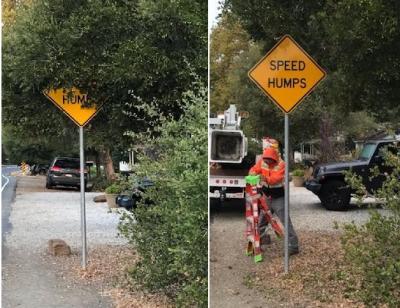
[{"x1": 249, "y1": 158, "x2": 285, "y2": 188}]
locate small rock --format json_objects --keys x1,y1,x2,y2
[
  {"x1": 48, "y1": 239, "x2": 71, "y2": 256},
  {"x1": 228, "y1": 288, "x2": 240, "y2": 295},
  {"x1": 228, "y1": 266, "x2": 232, "y2": 269},
  {"x1": 93, "y1": 195, "x2": 107, "y2": 203}
]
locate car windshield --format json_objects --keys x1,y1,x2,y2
[
  {"x1": 54, "y1": 159, "x2": 79, "y2": 169},
  {"x1": 358, "y1": 143, "x2": 376, "y2": 161}
]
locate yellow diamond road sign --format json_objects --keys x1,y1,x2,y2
[
  {"x1": 248, "y1": 35, "x2": 326, "y2": 113},
  {"x1": 43, "y1": 87, "x2": 101, "y2": 127}
]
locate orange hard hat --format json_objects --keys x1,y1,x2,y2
[{"x1": 262, "y1": 147, "x2": 279, "y2": 162}]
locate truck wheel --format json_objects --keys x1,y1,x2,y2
[
  {"x1": 320, "y1": 180, "x2": 351, "y2": 211},
  {"x1": 210, "y1": 199, "x2": 222, "y2": 212}
]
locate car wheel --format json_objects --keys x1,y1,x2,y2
[
  {"x1": 46, "y1": 179, "x2": 53, "y2": 189},
  {"x1": 320, "y1": 180, "x2": 351, "y2": 211}
]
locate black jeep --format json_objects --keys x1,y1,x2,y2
[{"x1": 305, "y1": 137, "x2": 399, "y2": 211}]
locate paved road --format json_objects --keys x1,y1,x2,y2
[
  {"x1": 2, "y1": 175, "x2": 114, "y2": 308},
  {"x1": 2, "y1": 165, "x2": 19, "y2": 260}
]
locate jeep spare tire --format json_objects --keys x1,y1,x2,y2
[{"x1": 320, "y1": 180, "x2": 351, "y2": 211}]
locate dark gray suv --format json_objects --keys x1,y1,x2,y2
[{"x1": 46, "y1": 157, "x2": 87, "y2": 189}]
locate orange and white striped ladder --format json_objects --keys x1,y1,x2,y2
[{"x1": 245, "y1": 175, "x2": 284, "y2": 263}]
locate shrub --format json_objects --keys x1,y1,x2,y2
[
  {"x1": 104, "y1": 183, "x2": 121, "y2": 194},
  {"x1": 91, "y1": 176, "x2": 113, "y2": 192},
  {"x1": 292, "y1": 169, "x2": 305, "y2": 177},
  {"x1": 292, "y1": 162, "x2": 306, "y2": 170},
  {"x1": 119, "y1": 85, "x2": 207, "y2": 307},
  {"x1": 341, "y1": 145, "x2": 400, "y2": 306},
  {"x1": 105, "y1": 174, "x2": 132, "y2": 194}
]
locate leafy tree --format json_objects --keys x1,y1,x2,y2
[
  {"x1": 119, "y1": 84, "x2": 207, "y2": 307},
  {"x1": 212, "y1": 1, "x2": 400, "y2": 161},
  {"x1": 2, "y1": 124, "x2": 78, "y2": 164},
  {"x1": 224, "y1": 0, "x2": 400, "y2": 124},
  {"x1": 324, "y1": 0, "x2": 400, "y2": 122},
  {"x1": 210, "y1": 11, "x2": 324, "y2": 152},
  {"x1": 210, "y1": 13, "x2": 251, "y2": 112},
  {"x1": 339, "y1": 111, "x2": 381, "y2": 142},
  {"x1": 3, "y1": 0, "x2": 207, "y2": 179}
]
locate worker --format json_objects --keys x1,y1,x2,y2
[{"x1": 249, "y1": 146, "x2": 299, "y2": 255}]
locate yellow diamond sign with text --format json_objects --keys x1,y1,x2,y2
[
  {"x1": 248, "y1": 35, "x2": 326, "y2": 113},
  {"x1": 43, "y1": 87, "x2": 101, "y2": 127}
]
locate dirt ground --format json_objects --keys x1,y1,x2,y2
[
  {"x1": 47, "y1": 245, "x2": 173, "y2": 308},
  {"x1": 209, "y1": 191, "x2": 370, "y2": 308},
  {"x1": 5, "y1": 175, "x2": 375, "y2": 307}
]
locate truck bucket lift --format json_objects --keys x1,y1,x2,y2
[{"x1": 209, "y1": 105, "x2": 247, "y2": 164}]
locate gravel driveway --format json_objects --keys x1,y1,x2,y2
[
  {"x1": 289, "y1": 184, "x2": 385, "y2": 231},
  {"x1": 2, "y1": 176, "x2": 126, "y2": 308},
  {"x1": 210, "y1": 183, "x2": 387, "y2": 308},
  {"x1": 6, "y1": 181, "x2": 126, "y2": 251}
]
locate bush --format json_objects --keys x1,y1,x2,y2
[
  {"x1": 104, "y1": 183, "x2": 121, "y2": 194},
  {"x1": 291, "y1": 162, "x2": 306, "y2": 170},
  {"x1": 341, "y1": 145, "x2": 400, "y2": 306},
  {"x1": 91, "y1": 176, "x2": 113, "y2": 192},
  {"x1": 119, "y1": 85, "x2": 207, "y2": 307},
  {"x1": 104, "y1": 174, "x2": 132, "y2": 194},
  {"x1": 292, "y1": 169, "x2": 305, "y2": 177}
]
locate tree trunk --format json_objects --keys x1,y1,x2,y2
[
  {"x1": 319, "y1": 112, "x2": 336, "y2": 163},
  {"x1": 289, "y1": 148, "x2": 295, "y2": 166},
  {"x1": 100, "y1": 147, "x2": 116, "y2": 180},
  {"x1": 95, "y1": 151, "x2": 101, "y2": 178}
]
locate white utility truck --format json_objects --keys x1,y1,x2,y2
[{"x1": 209, "y1": 105, "x2": 249, "y2": 203}]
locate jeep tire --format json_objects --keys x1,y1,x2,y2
[{"x1": 320, "y1": 180, "x2": 351, "y2": 211}]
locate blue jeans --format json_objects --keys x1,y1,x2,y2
[{"x1": 259, "y1": 195, "x2": 299, "y2": 250}]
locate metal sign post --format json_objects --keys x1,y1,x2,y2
[
  {"x1": 284, "y1": 114, "x2": 289, "y2": 273},
  {"x1": 248, "y1": 35, "x2": 326, "y2": 273},
  {"x1": 80, "y1": 126, "x2": 87, "y2": 269},
  {"x1": 44, "y1": 87, "x2": 103, "y2": 269}
]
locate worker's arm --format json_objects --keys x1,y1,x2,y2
[
  {"x1": 248, "y1": 159, "x2": 262, "y2": 175},
  {"x1": 265, "y1": 161, "x2": 285, "y2": 185}
]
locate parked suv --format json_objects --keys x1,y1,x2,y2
[
  {"x1": 46, "y1": 157, "x2": 87, "y2": 189},
  {"x1": 305, "y1": 138, "x2": 399, "y2": 211}
]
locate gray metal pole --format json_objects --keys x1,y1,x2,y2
[
  {"x1": 79, "y1": 126, "x2": 87, "y2": 269},
  {"x1": 284, "y1": 114, "x2": 289, "y2": 273}
]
